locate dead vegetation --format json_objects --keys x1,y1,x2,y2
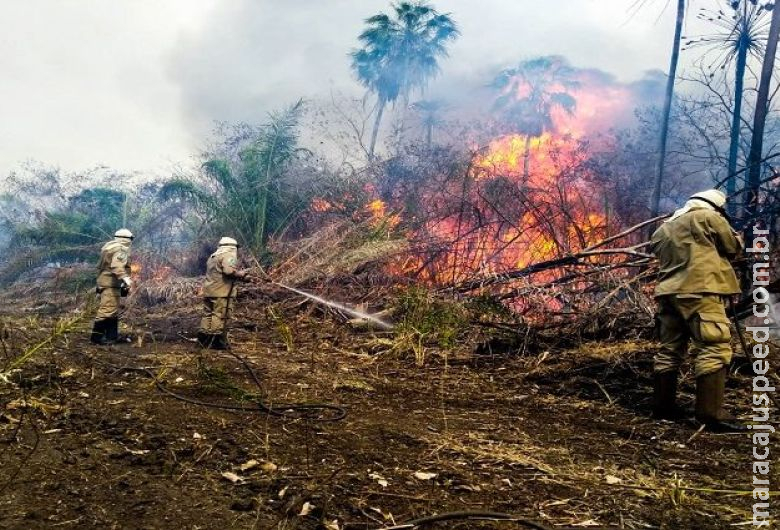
[{"x1": 0, "y1": 250, "x2": 777, "y2": 529}]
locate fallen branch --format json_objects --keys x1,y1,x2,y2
[{"x1": 447, "y1": 215, "x2": 660, "y2": 293}]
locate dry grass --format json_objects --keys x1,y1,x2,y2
[
  {"x1": 135, "y1": 277, "x2": 201, "y2": 306},
  {"x1": 271, "y1": 221, "x2": 407, "y2": 285},
  {"x1": 431, "y1": 431, "x2": 560, "y2": 475}
]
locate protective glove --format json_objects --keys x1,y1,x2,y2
[{"x1": 120, "y1": 277, "x2": 132, "y2": 296}]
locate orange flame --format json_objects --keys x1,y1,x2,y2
[
  {"x1": 311, "y1": 197, "x2": 333, "y2": 212},
  {"x1": 366, "y1": 198, "x2": 387, "y2": 218},
  {"x1": 385, "y1": 128, "x2": 613, "y2": 283},
  {"x1": 151, "y1": 265, "x2": 173, "y2": 281},
  {"x1": 310, "y1": 64, "x2": 635, "y2": 285}
]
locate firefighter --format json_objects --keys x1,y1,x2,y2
[
  {"x1": 650, "y1": 189, "x2": 747, "y2": 432},
  {"x1": 198, "y1": 237, "x2": 249, "y2": 349},
  {"x1": 90, "y1": 228, "x2": 134, "y2": 345}
]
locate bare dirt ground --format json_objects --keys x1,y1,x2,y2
[{"x1": 0, "y1": 286, "x2": 777, "y2": 529}]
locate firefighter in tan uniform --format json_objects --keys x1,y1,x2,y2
[
  {"x1": 650, "y1": 189, "x2": 747, "y2": 432},
  {"x1": 90, "y1": 228, "x2": 134, "y2": 345},
  {"x1": 198, "y1": 237, "x2": 248, "y2": 349}
]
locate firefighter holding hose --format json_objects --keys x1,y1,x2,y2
[
  {"x1": 90, "y1": 228, "x2": 134, "y2": 345},
  {"x1": 650, "y1": 189, "x2": 748, "y2": 433},
  {"x1": 197, "y1": 237, "x2": 250, "y2": 350}
]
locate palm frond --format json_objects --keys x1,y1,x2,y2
[
  {"x1": 550, "y1": 92, "x2": 577, "y2": 114},
  {"x1": 350, "y1": 1, "x2": 459, "y2": 104},
  {"x1": 158, "y1": 178, "x2": 218, "y2": 211},
  {"x1": 202, "y1": 159, "x2": 237, "y2": 190}
]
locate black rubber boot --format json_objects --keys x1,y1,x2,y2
[
  {"x1": 90, "y1": 320, "x2": 106, "y2": 344},
  {"x1": 652, "y1": 371, "x2": 688, "y2": 420},
  {"x1": 104, "y1": 318, "x2": 120, "y2": 344},
  {"x1": 212, "y1": 333, "x2": 228, "y2": 351},
  {"x1": 695, "y1": 367, "x2": 748, "y2": 433},
  {"x1": 197, "y1": 332, "x2": 212, "y2": 348},
  {"x1": 197, "y1": 332, "x2": 224, "y2": 349}
]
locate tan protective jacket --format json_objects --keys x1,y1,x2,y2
[
  {"x1": 97, "y1": 238, "x2": 132, "y2": 289},
  {"x1": 203, "y1": 246, "x2": 241, "y2": 298},
  {"x1": 651, "y1": 206, "x2": 741, "y2": 297}
]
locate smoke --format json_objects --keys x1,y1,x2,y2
[
  {"x1": 550, "y1": 62, "x2": 667, "y2": 135},
  {"x1": 399, "y1": 58, "x2": 666, "y2": 159},
  {"x1": 168, "y1": 0, "x2": 363, "y2": 131},
  {"x1": 168, "y1": 1, "x2": 669, "y2": 140}
]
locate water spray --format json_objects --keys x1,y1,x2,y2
[
  {"x1": 268, "y1": 280, "x2": 394, "y2": 331},
  {"x1": 245, "y1": 255, "x2": 394, "y2": 330}
]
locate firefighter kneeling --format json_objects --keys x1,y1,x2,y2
[
  {"x1": 650, "y1": 189, "x2": 747, "y2": 433},
  {"x1": 198, "y1": 237, "x2": 249, "y2": 350}
]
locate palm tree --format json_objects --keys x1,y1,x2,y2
[
  {"x1": 160, "y1": 101, "x2": 307, "y2": 256},
  {"x1": 350, "y1": 1, "x2": 459, "y2": 159},
  {"x1": 744, "y1": 2, "x2": 780, "y2": 227},
  {"x1": 650, "y1": 0, "x2": 686, "y2": 218},
  {"x1": 686, "y1": 1, "x2": 771, "y2": 213},
  {"x1": 491, "y1": 56, "x2": 578, "y2": 182},
  {"x1": 411, "y1": 99, "x2": 447, "y2": 149}
]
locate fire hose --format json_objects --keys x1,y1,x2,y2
[
  {"x1": 140, "y1": 275, "x2": 347, "y2": 421},
  {"x1": 149, "y1": 349, "x2": 347, "y2": 422},
  {"x1": 116, "y1": 269, "x2": 389, "y2": 420},
  {"x1": 370, "y1": 511, "x2": 618, "y2": 530}
]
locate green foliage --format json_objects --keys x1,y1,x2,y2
[
  {"x1": 351, "y1": 2, "x2": 459, "y2": 104},
  {"x1": 195, "y1": 358, "x2": 257, "y2": 402},
  {"x1": 394, "y1": 286, "x2": 468, "y2": 364},
  {"x1": 0, "y1": 187, "x2": 131, "y2": 284},
  {"x1": 351, "y1": 1, "x2": 459, "y2": 156},
  {"x1": 465, "y1": 294, "x2": 514, "y2": 320},
  {"x1": 267, "y1": 308, "x2": 295, "y2": 352},
  {"x1": 160, "y1": 101, "x2": 309, "y2": 257},
  {"x1": 12, "y1": 187, "x2": 125, "y2": 247},
  {"x1": 0, "y1": 175, "x2": 181, "y2": 285}
]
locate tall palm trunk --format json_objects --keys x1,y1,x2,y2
[
  {"x1": 122, "y1": 193, "x2": 129, "y2": 228},
  {"x1": 743, "y1": 3, "x2": 780, "y2": 229},
  {"x1": 523, "y1": 134, "x2": 532, "y2": 184},
  {"x1": 651, "y1": 0, "x2": 685, "y2": 217},
  {"x1": 726, "y1": 30, "x2": 749, "y2": 214},
  {"x1": 368, "y1": 98, "x2": 386, "y2": 160}
]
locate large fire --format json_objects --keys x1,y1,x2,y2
[
  {"x1": 399, "y1": 131, "x2": 613, "y2": 282},
  {"x1": 408, "y1": 63, "x2": 642, "y2": 283},
  {"x1": 311, "y1": 60, "x2": 641, "y2": 285}
]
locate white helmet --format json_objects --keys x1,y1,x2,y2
[
  {"x1": 218, "y1": 236, "x2": 239, "y2": 247},
  {"x1": 690, "y1": 189, "x2": 727, "y2": 208},
  {"x1": 114, "y1": 228, "x2": 134, "y2": 240}
]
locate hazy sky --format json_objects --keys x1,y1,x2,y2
[{"x1": 0, "y1": 0, "x2": 718, "y2": 176}]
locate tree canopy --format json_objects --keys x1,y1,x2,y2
[{"x1": 350, "y1": 1, "x2": 459, "y2": 157}]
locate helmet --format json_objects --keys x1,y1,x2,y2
[
  {"x1": 218, "y1": 236, "x2": 239, "y2": 247},
  {"x1": 690, "y1": 189, "x2": 727, "y2": 208},
  {"x1": 114, "y1": 228, "x2": 134, "y2": 240}
]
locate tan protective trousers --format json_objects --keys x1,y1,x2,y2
[
  {"x1": 199, "y1": 297, "x2": 234, "y2": 334},
  {"x1": 96, "y1": 288, "x2": 121, "y2": 321},
  {"x1": 654, "y1": 294, "x2": 734, "y2": 377}
]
